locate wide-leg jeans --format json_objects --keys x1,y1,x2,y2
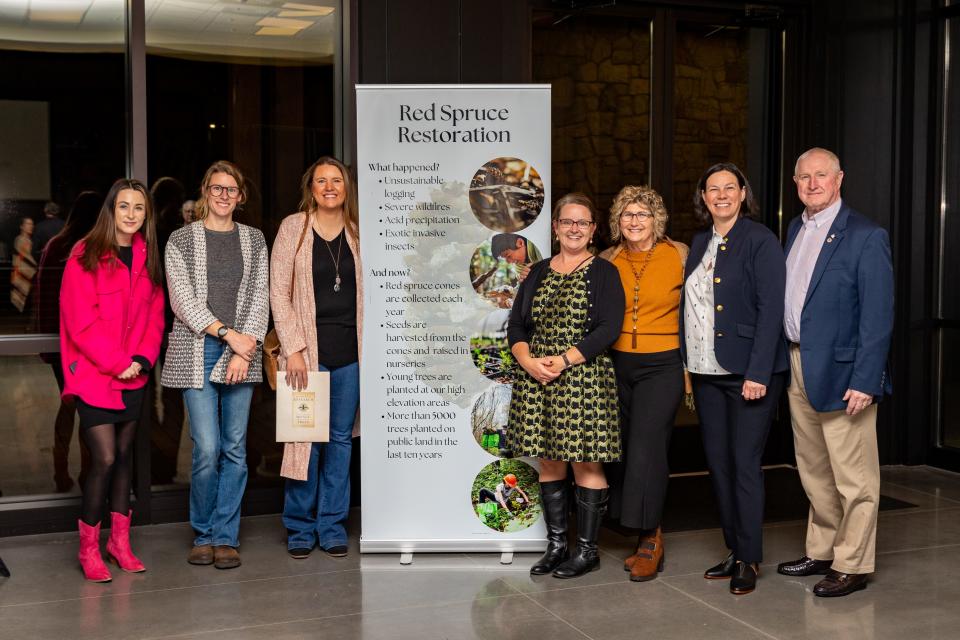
[{"x1": 282, "y1": 361, "x2": 360, "y2": 550}]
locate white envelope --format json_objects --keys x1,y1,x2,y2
[{"x1": 275, "y1": 371, "x2": 330, "y2": 442}]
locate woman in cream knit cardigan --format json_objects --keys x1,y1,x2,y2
[{"x1": 271, "y1": 157, "x2": 363, "y2": 559}]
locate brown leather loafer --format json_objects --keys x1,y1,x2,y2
[
  {"x1": 187, "y1": 544, "x2": 214, "y2": 566},
  {"x1": 213, "y1": 545, "x2": 241, "y2": 570},
  {"x1": 777, "y1": 556, "x2": 832, "y2": 577},
  {"x1": 813, "y1": 570, "x2": 868, "y2": 597}
]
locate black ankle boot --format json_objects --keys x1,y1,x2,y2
[
  {"x1": 530, "y1": 480, "x2": 569, "y2": 575},
  {"x1": 553, "y1": 486, "x2": 607, "y2": 579}
]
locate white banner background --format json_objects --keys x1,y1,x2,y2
[{"x1": 357, "y1": 85, "x2": 551, "y2": 553}]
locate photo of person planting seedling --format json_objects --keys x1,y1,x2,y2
[{"x1": 471, "y1": 460, "x2": 541, "y2": 532}]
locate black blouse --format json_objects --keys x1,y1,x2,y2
[{"x1": 312, "y1": 229, "x2": 358, "y2": 368}]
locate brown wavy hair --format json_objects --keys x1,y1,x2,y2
[
  {"x1": 298, "y1": 156, "x2": 359, "y2": 240},
  {"x1": 608, "y1": 185, "x2": 668, "y2": 243},
  {"x1": 195, "y1": 160, "x2": 247, "y2": 221},
  {"x1": 79, "y1": 179, "x2": 162, "y2": 284},
  {"x1": 551, "y1": 192, "x2": 597, "y2": 222}
]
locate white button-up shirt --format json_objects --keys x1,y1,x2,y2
[
  {"x1": 685, "y1": 228, "x2": 730, "y2": 375},
  {"x1": 783, "y1": 199, "x2": 843, "y2": 343}
]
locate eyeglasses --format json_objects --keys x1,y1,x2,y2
[
  {"x1": 620, "y1": 211, "x2": 655, "y2": 222},
  {"x1": 557, "y1": 219, "x2": 594, "y2": 229},
  {"x1": 209, "y1": 184, "x2": 240, "y2": 198}
]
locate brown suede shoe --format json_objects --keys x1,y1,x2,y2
[
  {"x1": 187, "y1": 544, "x2": 214, "y2": 566},
  {"x1": 629, "y1": 528, "x2": 665, "y2": 582},
  {"x1": 213, "y1": 545, "x2": 241, "y2": 570}
]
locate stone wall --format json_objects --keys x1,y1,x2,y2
[
  {"x1": 533, "y1": 19, "x2": 651, "y2": 244},
  {"x1": 532, "y1": 20, "x2": 751, "y2": 246},
  {"x1": 670, "y1": 26, "x2": 750, "y2": 243}
]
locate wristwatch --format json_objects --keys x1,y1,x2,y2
[{"x1": 217, "y1": 326, "x2": 230, "y2": 342}]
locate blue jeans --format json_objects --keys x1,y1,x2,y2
[
  {"x1": 183, "y1": 336, "x2": 255, "y2": 548},
  {"x1": 283, "y1": 361, "x2": 359, "y2": 550}
]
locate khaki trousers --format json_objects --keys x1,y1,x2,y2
[{"x1": 787, "y1": 345, "x2": 880, "y2": 574}]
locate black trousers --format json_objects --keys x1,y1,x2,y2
[
  {"x1": 692, "y1": 371, "x2": 785, "y2": 563},
  {"x1": 608, "y1": 349, "x2": 684, "y2": 529}
]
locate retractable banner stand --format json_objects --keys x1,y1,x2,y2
[{"x1": 357, "y1": 85, "x2": 551, "y2": 555}]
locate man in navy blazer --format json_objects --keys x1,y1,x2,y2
[{"x1": 776, "y1": 148, "x2": 894, "y2": 597}]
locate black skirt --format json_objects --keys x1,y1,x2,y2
[{"x1": 76, "y1": 387, "x2": 146, "y2": 430}]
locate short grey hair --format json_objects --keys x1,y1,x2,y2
[{"x1": 794, "y1": 147, "x2": 842, "y2": 176}]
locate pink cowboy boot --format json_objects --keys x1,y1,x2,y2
[
  {"x1": 78, "y1": 520, "x2": 111, "y2": 582},
  {"x1": 105, "y1": 510, "x2": 146, "y2": 573}
]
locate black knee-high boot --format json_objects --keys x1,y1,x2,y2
[
  {"x1": 530, "y1": 480, "x2": 569, "y2": 575},
  {"x1": 553, "y1": 486, "x2": 607, "y2": 579}
]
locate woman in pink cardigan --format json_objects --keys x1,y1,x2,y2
[
  {"x1": 60, "y1": 179, "x2": 165, "y2": 581},
  {"x1": 271, "y1": 157, "x2": 363, "y2": 559}
]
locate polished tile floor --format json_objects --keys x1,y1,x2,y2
[{"x1": 2, "y1": 465, "x2": 960, "y2": 639}]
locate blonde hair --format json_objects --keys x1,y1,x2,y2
[
  {"x1": 195, "y1": 160, "x2": 247, "y2": 221},
  {"x1": 609, "y1": 185, "x2": 668, "y2": 243}
]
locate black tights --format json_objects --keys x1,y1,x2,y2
[{"x1": 80, "y1": 421, "x2": 137, "y2": 526}]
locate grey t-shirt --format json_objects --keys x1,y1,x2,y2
[{"x1": 205, "y1": 226, "x2": 243, "y2": 329}]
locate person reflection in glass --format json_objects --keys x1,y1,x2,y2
[
  {"x1": 149, "y1": 176, "x2": 188, "y2": 486},
  {"x1": 11, "y1": 217, "x2": 37, "y2": 314},
  {"x1": 35, "y1": 191, "x2": 101, "y2": 492}
]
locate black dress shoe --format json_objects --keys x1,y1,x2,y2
[
  {"x1": 323, "y1": 545, "x2": 349, "y2": 557},
  {"x1": 704, "y1": 552, "x2": 736, "y2": 580},
  {"x1": 730, "y1": 561, "x2": 759, "y2": 595},
  {"x1": 288, "y1": 547, "x2": 312, "y2": 559},
  {"x1": 777, "y1": 556, "x2": 832, "y2": 577},
  {"x1": 813, "y1": 570, "x2": 868, "y2": 597}
]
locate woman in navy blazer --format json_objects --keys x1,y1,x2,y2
[{"x1": 681, "y1": 163, "x2": 788, "y2": 595}]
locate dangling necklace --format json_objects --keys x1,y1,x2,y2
[
  {"x1": 322, "y1": 229, "x2": 344, "y2": 292},
  {"x1": 624, "y1": 241, "x2": 658, "y2": 349}
]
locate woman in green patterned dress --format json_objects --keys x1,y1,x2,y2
[{"x1": 507, "y1": 192, "x2": 625, "y2": 579}]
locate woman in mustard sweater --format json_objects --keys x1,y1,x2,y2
[{"x1": 599, "y1": 185, "x2": 689, "y2": 583}]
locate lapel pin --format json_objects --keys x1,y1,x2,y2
[{"x1": 826, "y1": 233, "x2": 835, "y2": 243}]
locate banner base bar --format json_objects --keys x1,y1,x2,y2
[{"x1": 360, "y1": 538, "x2": 547, "y2": 554}]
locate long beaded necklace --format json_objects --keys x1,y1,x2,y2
[{"x1": 623, "y1": 241, "x2": 658, "y2": 349}]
